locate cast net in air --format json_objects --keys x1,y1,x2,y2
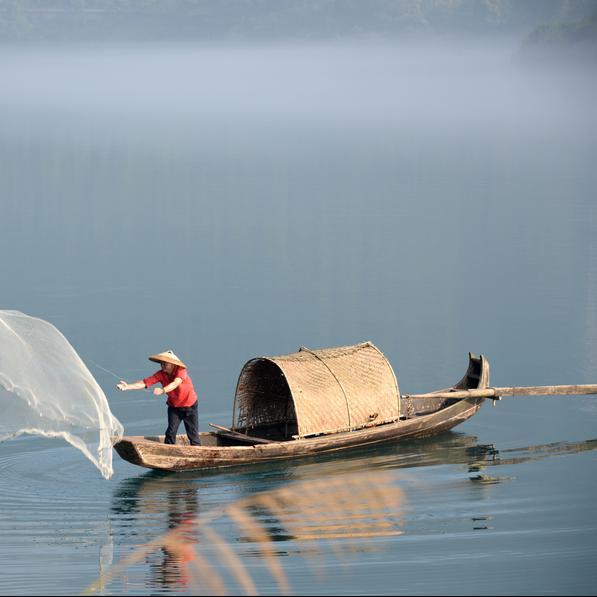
[{"x1": 0, "y1": 310, "x2": 123, "y2": 479}]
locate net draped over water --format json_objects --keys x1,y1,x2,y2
[{"x1": 0, "y1": 310, "x2": 123, "y2": 479}]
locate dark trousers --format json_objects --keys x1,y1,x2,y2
[{"x1": 165, "y1": 402, "x2": 201, "y2": 446}]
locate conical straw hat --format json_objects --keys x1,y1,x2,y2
[{"x1": 148, "y1": 350, "x2": 186, "y2": 368}]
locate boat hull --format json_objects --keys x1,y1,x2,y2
[{"x1": 114, "y1": 396, "x2": 484, "y2": 471}]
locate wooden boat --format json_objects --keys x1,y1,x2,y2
[{"x1": 114, "y1": 343, "x2": 491, "y2": 472}]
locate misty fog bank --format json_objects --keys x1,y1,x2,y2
[{"x1": 0, "y1": 41, "x2": 594, "y2": 144}]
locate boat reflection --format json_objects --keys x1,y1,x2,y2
[
  {"x1": 273, "y1": 432, "x2": 597, "y2": 487},
  {"x1": 112, "y1": 473, "x2": 200, "y2": 527},
  {"x1": 99, "y1": 433, "x2": 597, "y2": 595}
]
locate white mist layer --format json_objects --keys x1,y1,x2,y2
[{"x1": 0, "y1": 310, "x2": 123, "y2": 479}]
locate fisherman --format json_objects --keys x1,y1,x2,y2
[{"x1": 116, "y1": 350, "x2": 200, "y2": 446}]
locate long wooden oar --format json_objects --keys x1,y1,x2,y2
[{"x1": 404, "y1": 384, "x2": 597, "y2": 400}]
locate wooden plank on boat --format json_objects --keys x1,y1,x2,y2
[{"x1": 208, "y1": 423, "x2": 275, "y2": 445}]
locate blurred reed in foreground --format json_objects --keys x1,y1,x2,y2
[{"x1": 83, "y1": 470, "x2": 406, "y2": 595}]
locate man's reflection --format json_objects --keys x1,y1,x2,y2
[
  {"x1": 112, "y1": 473, "x2": 200, "y2": 590},
  {"x1": 150, "y1": 487, "x2": 199, "y2": 589}
]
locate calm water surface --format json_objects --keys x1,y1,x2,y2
[{"x1": 0, "y1": 41, "x2": 596, "y2": 595}]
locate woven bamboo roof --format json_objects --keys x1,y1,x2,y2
[{"x1": 233, "y1": 341, "x2": 401, "y2": 438}]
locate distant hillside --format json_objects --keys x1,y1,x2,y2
[
  {"x1": 517, "y1": 15, "x2": 597, "y2": 65},
  {"x1": 0, "y1": 0, "x2": 595, "y2": 43}
]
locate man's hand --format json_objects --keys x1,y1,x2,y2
[
  {"x1": 117, "y1": 381, "x2": 128, "y2": 391},
  {"x1": 153, "y1": 387, "x2": 165, "y2": 396}
]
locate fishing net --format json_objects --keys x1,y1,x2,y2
[{"x1": 0, "y1": 310, "x2": 123, "y2": 479}]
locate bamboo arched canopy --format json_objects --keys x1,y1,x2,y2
[{"x1": 232, "y1": 342, "x2": 401, "y2": 439}]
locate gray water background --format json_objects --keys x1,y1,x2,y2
[{"x1": 0, "y1": 40, "x2": 596, "y2": 594}]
